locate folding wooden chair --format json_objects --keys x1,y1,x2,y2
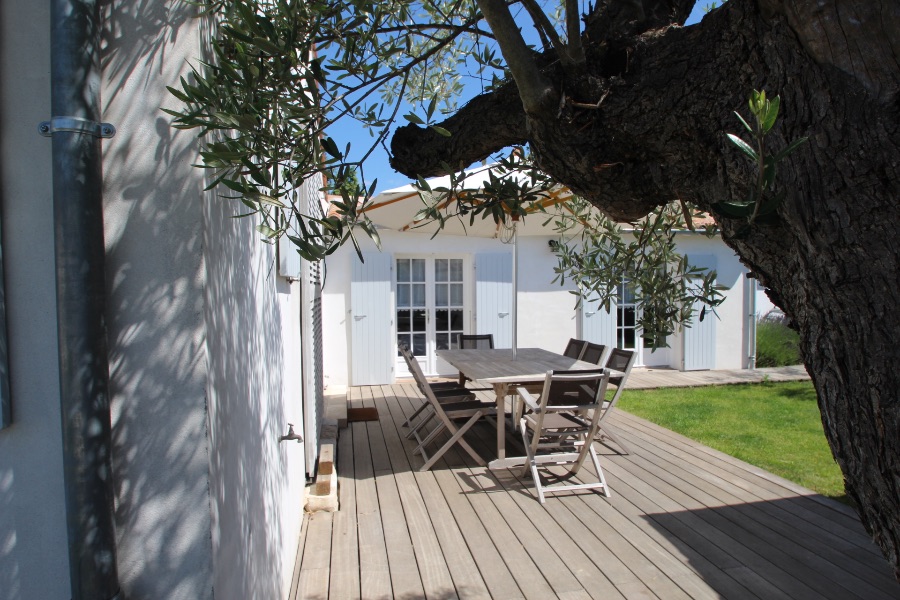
[
  {"x1": 398, "y1": 342, "x2": 473, "y2": 434},
  {"x1": 591, "y1": 348, "x2": 637, "y2": 454},
  {"x1": 406, "y1": 352, "x2": 497, "y2": 471},
  {"x1": 457, "y1": 334, "x2": 494, "y2": 388},
  {"x1": 516, "y1": 369, "x2": 611, "y2": 503},
  {"x1": 563, "y1": 338, "x2": 587, "y2": 359}
]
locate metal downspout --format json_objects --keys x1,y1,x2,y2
[
  {"x1": 49, "y1": 0, "x2": 121, "y2": 597},
  {"x1": 747, "y1": 275, "x2": 757, "y2": 370}
]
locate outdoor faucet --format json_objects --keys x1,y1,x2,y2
[{"x1": 279, "y1": 423, "x2": 303, "y2": 443}]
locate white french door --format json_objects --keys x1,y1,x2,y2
[{"x1": 395, "y1": 256, "x2": 469, "y2": 377}]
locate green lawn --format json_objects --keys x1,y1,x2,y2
[{"x1": 618, "y1": 381, "x2": 849, "y2": 503}]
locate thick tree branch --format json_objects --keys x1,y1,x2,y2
[
  {"x1": 566, "y1": 0, "x2": 585, "y2": 65},
  {"x1": 390, "y1": 79, "x2": 528, "y2": 176},
  {"x1": 474, "y1": 0, "x2": 556, "y2": 115}
]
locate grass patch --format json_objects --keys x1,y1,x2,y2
[
  {"x1": 619, "y1": 381, "x2": 849, "y2": 503},
  {"x1": 756, "y1": 320, "x2": 800, "y2": 367}
]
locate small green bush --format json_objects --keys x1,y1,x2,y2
[{"x1": 756, "y1": 320, "x2": 800, "y2": 366}]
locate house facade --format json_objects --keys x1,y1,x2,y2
[
  {"x1": 323, "y1": 195, "x2": 773, "y2": 387},
  {"x1": 0, "y1": 2, "x2": 321, "y2": 599}
]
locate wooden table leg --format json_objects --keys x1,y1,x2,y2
[{"x1": 494, "y1": 382, "x2": 508, "y2": 459}]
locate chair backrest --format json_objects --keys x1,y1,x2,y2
[
  {"x1": 459, "y1": 334, "x2": 494, "y2": 350},
  {"x1": 399, "y1": 341, "x2": 428, "y2": 393},
  {"x1": 563, "y1": 338, "x2": 587, "y2": 359},
  {"x1": 602, "y1": 348, "x2": 638, "y2": 407},
  {"x1": 538, "y1": 368, "x2": 609, "y2": 410},
  {"x1": 579, "y1": 342, "x2": 607, "y2": 365}
]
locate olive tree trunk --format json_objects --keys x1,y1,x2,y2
[{"x1": 390, "y1": 0, "x2": 900, "y2": 578}]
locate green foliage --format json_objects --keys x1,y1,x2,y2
[
  {"x1": 167, "y1": 0, "x2": 502, "y2": 260},
  {"x1": 168, "y1": 0, "x2": 722, "y2": 340},
  {"x1": 756, "y1": 320, "x2": 801, "y2": 367},
  {"x1": 547, "y1": 194, "x2": 723, "y2": 347},
  {"x1": 717, "y1": 89, "x2": 807, "y2": 227},
  {"x1": 620, "y1": 382, "x2": 849, "y2": 502},
  {"x1": 325, "y1": 166, "x2": 360, "y2": 197}
]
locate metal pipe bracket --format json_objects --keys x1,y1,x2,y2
[{"x1": 38, "y1": 116, "x2": 116, "y2": 138}]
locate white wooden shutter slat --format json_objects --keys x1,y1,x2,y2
[
  {"x1": 351, "y1": 252, "x2": 393, "y2": 384},
  {"x1": 683, "y1": 254, "x2": 717, "y2": 371},
  {"x1": 475, "y1": 253, "x2": 512, "y2": 349}
]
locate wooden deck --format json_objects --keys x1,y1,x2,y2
[{"x1": 292, "y1": 381, "x2": 898, "y2": 600}]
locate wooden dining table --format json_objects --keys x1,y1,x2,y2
[{"x1": 437, "y1": 347, "x2": 600, "y2": 469}]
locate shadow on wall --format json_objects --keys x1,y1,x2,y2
[
  {"x1": 100, "y1": 2, "x2": 298, "y2": 599},
  {"x1": 102, "y1": 2, "x2": 213, "y2": 598}
]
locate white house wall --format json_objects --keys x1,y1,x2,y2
[
  {"x1": 1, "y1": 3, "x2": 309, "y2": 599},
  {"x1": 0, "y1": 3, "x2": 70, "y2": 598},
  {"x1": 101, "y1": 6, "x2": 216, "y2": 598},
  {"x1": 323, "y1": 231, "x2": 581, "y2": 387},
  {"x1": 324, "y1": 227, "x2": 753, "y2": 385},
  {"x1": 204, "y1": 193, "x2": 307, "y2": 600}
]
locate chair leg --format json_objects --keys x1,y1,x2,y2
[
  {"x1": 586, "y1": 443, "x2": 611, "y2": 498},
  {"x1": 401, "y1": 401, "x2": 430, "y2": 428},
  {"x1": 419, "y1": 411, "x2": 486, "y2": 471},
  {"x1": 406, "y1": 410, "x2": 436, "y2": 440}
]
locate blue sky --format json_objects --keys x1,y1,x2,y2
[{"x1": 326, "y1": 2, "x2": 711, "y2": 194}]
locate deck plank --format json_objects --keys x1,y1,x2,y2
[
  {"x1": 349, "y1": 386, "x2": 394, "y2": 600},
  {"x1": 329, "y1": 413, "x2": 361, "y2": 599}
]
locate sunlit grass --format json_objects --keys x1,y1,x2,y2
[{"x1": 619, "y1": 381, "x2": 849, "y2": 503}]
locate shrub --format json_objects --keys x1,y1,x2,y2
[{"x1": 756, "y1": 320, "x2": 800, "y2": 366}]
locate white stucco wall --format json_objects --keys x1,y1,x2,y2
[
  {"x1": 323, "y1": 226, "x2": 753, "y2": 385},
  {"x1": 0, "y1": 3, "x2": 71, "y2": 599},
  {"x1": 204, "y1": 195, "x2": 307, "y2": 600},
  {"x1": 323, "y1": 230, "x2": 581, "y2": 387},
  {"x1": 101, "y1": 4, "x2": 215, "y2": 597},
  {"x1": 1, "y1": 3, "x2": 307, "y2": 598}
]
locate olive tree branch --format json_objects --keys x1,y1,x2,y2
[{"x1": 475, "y1": 0, "x2": 555, "y2": 115}]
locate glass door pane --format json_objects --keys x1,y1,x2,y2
[
  {"x1": 397, "y1": 258, "x2": 428, "y2": 357},
  {"x1": 616, "y1": 282, "x2": 640, "y2": 351},
  {"x1": 434, "y1": 258, "x2": 465, "y2": 351}
]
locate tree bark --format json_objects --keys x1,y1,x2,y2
[{"x1": 390, "y1": 0, "x2": 900, "y2": 579}]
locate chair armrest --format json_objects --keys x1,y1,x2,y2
[{"x1": 516, "y1": 387, "x2": 540, "y2": 412}]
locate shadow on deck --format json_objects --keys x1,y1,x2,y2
[{"x1": 292, "y1": 382, "x2": 897, "y2": 600}]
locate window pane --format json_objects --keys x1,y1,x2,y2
[
  {"x1": 624, "y1": 328, "x2": 636, "y2": 349},
  {"x1": 397, "y1": 285, "x2": 410, "y2": 307},
  {"x1": 450, "y1": 259, "x2": 463, "y2": 281},
  {"x1": 436, "y1": 333, "x2": 449, "y2": 351},
  {"x1": 624, "y1": 307, "x2": 636, "y2": 327},
  {"x1": 435, "y1": 284, "x2": 448, "y2": 307},
  {"x1": 435, "y1": 309, "x2": 449, "y2": 330},
  {"x1": 397, "y1": 310, "x2": 410, "y2": 332},
  {"x1": 412, "y1": 309, "x2": 427, "y2": 332},
  {"x1": 450, "y1": 309, "x2": 463, "y2": 330},
  {"x1": 450, "y1": 283, "x2": 463, "y2": 306},
  {"x1": 412, "y1": 259, "x2": 425, "y2": 281},
  {"x1": 397, "y1": 259, "x2": 410, "y2": 282},
  {"x1": 413, "y1": 333, "x2": 426, "y2": 356},
  {"x1": 451, "y1": 332, "x2": 460, "y2": 349},
  {"x1": 435, "y1": 259, "x2": 448, "y2": 282},
  {"x1": 412, "y1": 284, "x2": 425, "y2": 306}
]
